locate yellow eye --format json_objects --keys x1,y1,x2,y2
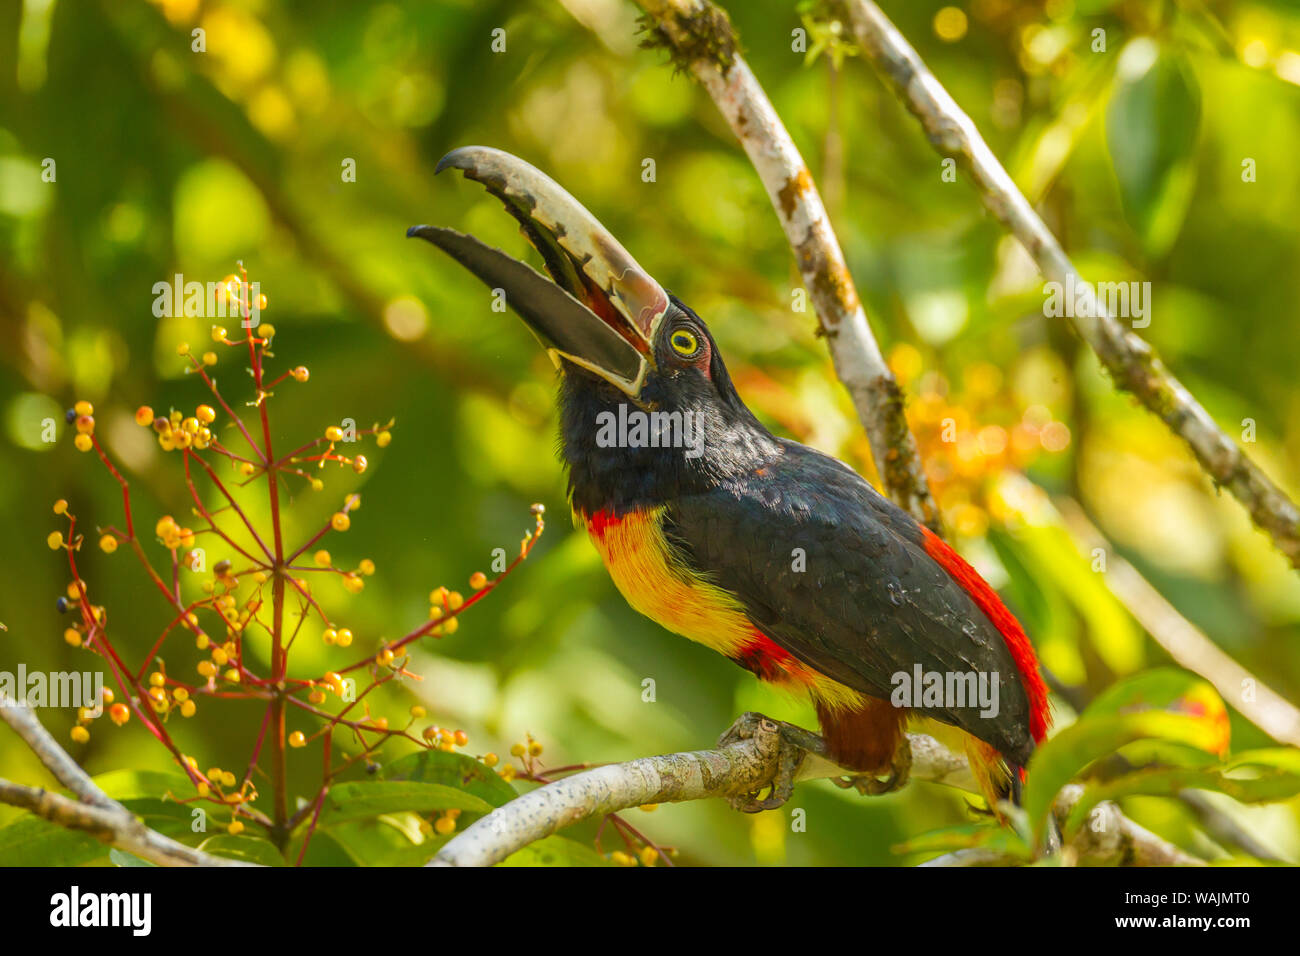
[{"x1": 669, "y1": 328, "x2": 699, "y2": 357}]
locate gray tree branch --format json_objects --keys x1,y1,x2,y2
[
  {"x1": 0, "y1": 694, "x2": 248, "y2": 867},
  {"x1": 430, "y1": 722, "x2": 1199, "y2": 867}
]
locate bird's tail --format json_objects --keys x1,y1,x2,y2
[{"x1": 964, "y1": 736, "x2": 1014, "y2": 816}]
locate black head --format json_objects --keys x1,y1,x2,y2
[
  {"x1": 409, "y1": 146, "x2": 779, "y2": 514},
  {"x1": 557, "y1": 295, "x2": 779, "y2": 514}
]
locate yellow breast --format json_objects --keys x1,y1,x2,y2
[
  {"x1": 582, "y1": 506, "x2": 754, "y2": 657},
  {"x1": 579, "y1": 506, "x2": 862, "y2": 709}
]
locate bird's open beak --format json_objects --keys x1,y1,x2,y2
[{"x1": 408, "y1": 146, "x2": 670, "y2": 398}]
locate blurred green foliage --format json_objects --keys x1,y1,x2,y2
[{"x1": 2, "y1": 0, "x2": 1300, "y2": 865}]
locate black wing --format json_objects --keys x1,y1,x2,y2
[{"x1": 665, "y1": 440, "x2": 1035, "y2": 764}]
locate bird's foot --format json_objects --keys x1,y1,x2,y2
[
  {"x1": 831, "y1": 736, "x2": 913, "y2": 796},
  {"x1": 718, "y1": 711, "x2": 824, "y2": 813}
]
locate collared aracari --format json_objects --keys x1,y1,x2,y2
[{"x1": 409, "y1": 146, "x2": 1051, "y2": 812}]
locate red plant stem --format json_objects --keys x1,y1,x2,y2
[
  {"x1": 63, "y1": 520, "x2": 217, "y2": 802},
  {"x1": 284, "y1": 694, "x2": 424, "y2": 746},
  {"x1": 294, "y1": 726, "x2": 332, "y2": 866},
  {"x1": 89, "y1": 435, "x2": 135, "y2": 540},
  {"x1": 336, "y1": 521, "x2": 542, "y2": 676},
  {"x1": 184, "y1": 451, "x2": 273, "y2": 562},
  {"x1": 270, "y1": 422, "x2": 387, "y2": 472},
  {"x1": 188, "y1": 357, "x2": 267, "y2": 463},
  {"x1": 206, "y1": 440, "x2": 260, "y2": 469},
  {"x1": 285, "y1": 493, "x2": 359, "y2": 565},
  {"x1": 244, "y1": 701, "x2": 274, "y2": 791},
  {"x1": 85, "y1": 435, "x2": 203, "y2": 620},
  {"x1": 134, "y1": 599, "x2": 205, "y2": 682},
  {"x1": 242, "y1": 279, "x2": 290, "y2": 839},
  {"x1": 285, "y1": 575, "x2": 334, "y2": 629},
  {"x1": 286, "y1": 522, "x2": 334, "y2": 567},
  {"x1": 283, "y1": 602, "x2": 309, "y2": 654}
]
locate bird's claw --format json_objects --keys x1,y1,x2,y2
[
  {"x1": 832, "y1": 736, "x2": 913, "y2": 796},
  {"x1": 718, "y1": 712, "x2": 823, "y2": 814}
]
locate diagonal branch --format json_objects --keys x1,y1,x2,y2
[
  {"x1": 430, "y1": 721, "x2": 1198, "y2": 867},
  {"x1": 0, "y1": 695, "x2": 251, "y2": 867},
  {"x1": 1057, "y1": 498, "x2": 1300, "y2": 748},
  {"x1": 637, "y1": 0, "x2": 940, "y2": 531},
  {"x1": 843, "y1": 0, "x2": 1300, "y2": 569}
]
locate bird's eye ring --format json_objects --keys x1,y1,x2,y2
[{"x1": 669, "y1": 328, "x2": 699, "y2": 357}]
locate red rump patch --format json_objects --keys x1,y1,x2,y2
[{"x1": 921, "y1": 527, "x2": 1051, "y2": 744}]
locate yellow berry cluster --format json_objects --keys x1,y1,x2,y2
[
  {"x1": 189, "y1": 758, "x2": 256, "y2": 824},
  {"x1": 421, "y1": 724, "x2": 470, "y2": 752},
  {"x1": 320, "y1": 626, "x2": 355, "y2": 648},
  {"x1": 135, "y1": 402, "x2": 219, "y2": 453},
  {"x1": 140, "y1": 665, "x2": 200, "y2": 718},
  {"x1": 153, "y1": 515, "x2": 196, "y2": 552},
  {"x1": 426, "y1": 586, "x2": 464, "y2": 636},
  {"x1": 502, "y1": 733, "x2": 545, "y2": 781},
  {"x1": 312, "y1": 672, "x2": 352, "y2": 702},
  {"x1": 66, "y1": 686, "x2": 115, "y2": 744},
  {"x1": 47, "y1": 283, "x2": 544, "y2": 851},
  {"x1": 322, "y1": 425, "x2": 368, "y2": 475},
  {"x1": 609, "y1": 846, "x2": 662, "y2": 867},
  {"x1": 67, "y1": 400, "x2": 95, "y2": 453}
]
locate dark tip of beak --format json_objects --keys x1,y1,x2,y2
[
  {"x1": 407, "y1": 224, "x2": 433, "y2": 239},
  {"x1": 435, "y1": 148, "x2": 477, "y2": 176}
]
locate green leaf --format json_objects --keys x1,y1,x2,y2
[
  {"x1": 318, "y1": 780, "x2": 493, "y2": 826},
  {"x1": 196, "y1": 834, "x2": 286, "y2": 867},
  {"x1": 93, "y1": 769, "x2": 193, "y2": 802},
  {"x1": 1106, "y1": 40, "x2": 1201, "y2": 256},
  {"x1": 1024, "y1": 671, "x2": 1229, "y2": 842},
  {"x1": 0, "y1": 816, "x2": 107, "y2": 867},
  {"x1": 286, "y1": 828, "x2": 358, "y2": 868},
  {"x1": 893, "y1": 823, "x2": 1033, "y2": 863},
  {"x1": 1221, "y1": 749, "x2": 1300, "y2": 801},
  {"x1": 380, "y1": 750, "x2": 517, "y2": 807},
  {"x1": 110, "y1": 848, "x2": 156, "y2": 867},
  {"x1": 324, "y1": 818, "x2": 440, "y2": 867},
  {"x1": 1064, "y1": 749, "x2": 1300, "y2": 836},
  {"x1": 1085, "y1": 667, "x2": 1230, "y2": 742},
  {"x1": 498, "y1": 834, "x2": 612, "y2": 867}
]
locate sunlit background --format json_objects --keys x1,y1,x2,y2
[{"x1": 2, "y1": 0, "x2": 1300, "y2": 865}]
